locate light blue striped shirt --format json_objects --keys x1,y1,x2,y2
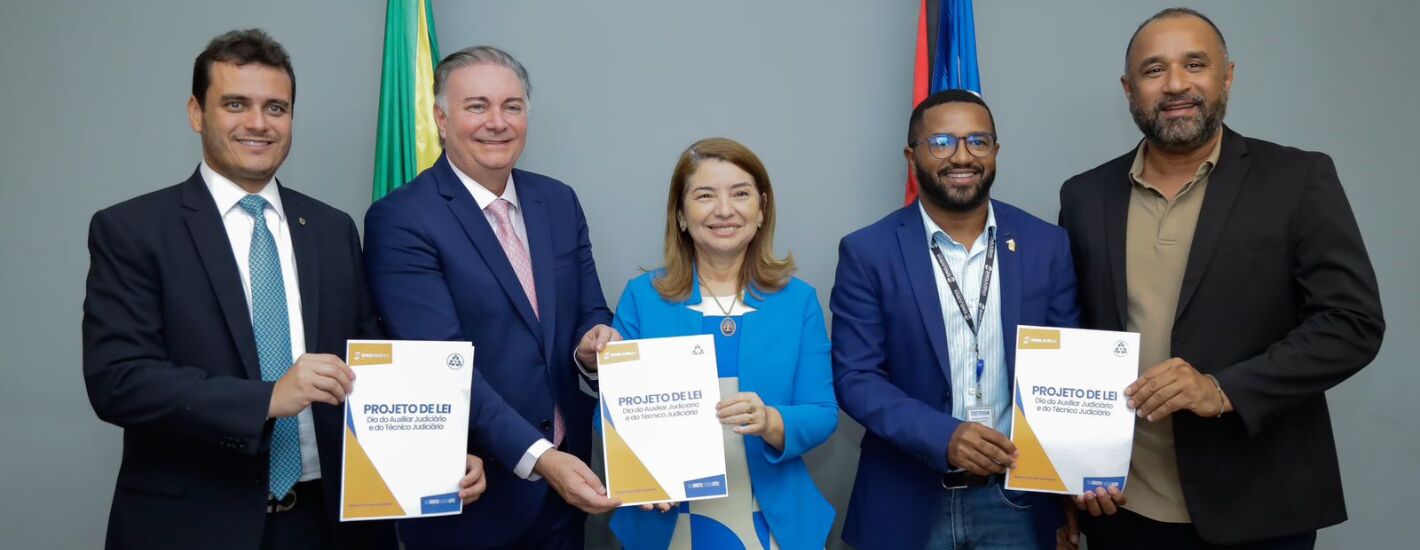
[{"x1": 919, "y1": 203, "x2": 1010, "y2": 433}]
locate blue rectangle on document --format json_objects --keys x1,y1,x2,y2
[
  {"x1": 1083, "y1": 477, "x2": 1126, "y2": 490},
  {"x1": 420, "y1": 492, "x2": 461, "y2": 514},
  {"x1": 683, "y1": 474, "x2": 728, "y2": 498}
]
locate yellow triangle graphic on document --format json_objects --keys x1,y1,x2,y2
[
  {"x1": 342, "y1": 426, "x2": 406, "y2": 518},
  {"x1": 603, "y1": 419, "x2": 670, "y2": 503},
  {"x1": 1009, "y1": 404, "x2": 1069, "y2": 491}
]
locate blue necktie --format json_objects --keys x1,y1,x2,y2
[{"x1": 238, "y1": 195, "x2": 301, "y2": 499}]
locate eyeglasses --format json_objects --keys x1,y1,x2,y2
[{"x1": 910, "y1": 132, "x2": 997, "y2": 159}]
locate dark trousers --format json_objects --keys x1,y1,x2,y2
[
  {"x1": 398, "y1": 488, "x2": 585, "y2": 550},
  {"x1": 1082, "y1": 507, "x2": 1316, "y2": 550},
  {"x1": 485, "y1": 489, "x2": 585, "y2": 550},
  {"x1": 261, "y1": 481, "x2": 333, "y2": 550}
]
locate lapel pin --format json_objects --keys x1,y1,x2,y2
[
  {"x1": 1007, "y1": 238, "x2": 1016, "y2": 252},
  {"x1": 298, "y1": 217, "x2": 307, "y2": 226}
]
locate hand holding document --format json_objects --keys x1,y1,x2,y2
[
  {"x1": 340, "y1": 340, "x2": 474, "y2": 521},
  {"x1": 598, "y1": 335, "x2": 728, "y2": 507},
  {"x1": 1006, "y1": 326, "x2": 1138, "y2": 495}
]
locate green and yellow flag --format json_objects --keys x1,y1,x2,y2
[{"x1": 372, "y1": 0, "x2": 441, "y2": 201}]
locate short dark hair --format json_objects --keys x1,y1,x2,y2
[
  {"x1": 1125, "y1": 7, "x2": 1228, "y2": 71},
  {"x1": 192, "y1": 29, "x2": 295, "y2": 108},
  {"x1": 907, "y1": 89, "x2": 995, "y2": 146}
]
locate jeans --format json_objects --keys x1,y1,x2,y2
[{"x1": 925, "y1": 480, "x2": 1039, "y2": 549}]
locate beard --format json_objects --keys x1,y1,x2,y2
[
  {"x1": 915, "y1": 161, "x2": 995, "y2": 213},
  {"x1": 1130, "y1": 90, "x2": 1228, "y2": 154}
]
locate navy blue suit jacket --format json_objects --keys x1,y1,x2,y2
[
  {"x1": 363, "y1": 155, "x2": 612, "y2": 548},
  {"x1": 82, "y1": 170, "x2": 394, "y2": 550},
  {"x1": 830, "y1": 200, "x2": 1079, "y2": 550}
]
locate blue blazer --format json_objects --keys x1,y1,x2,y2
[
  {"x1": 830, "y1": 200, "x2": 1080, "y2": 550},
  {"x1": 606, "y1": 272, "x2": 837, "y2": 550},
  {"x1": 363, "y1": 155, "x2": 612, "y2": 548}
]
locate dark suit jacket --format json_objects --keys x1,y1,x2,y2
[
  {"x1": 82, "y1": 170, "x2": 395, "y2": 549},
  {"x1": 1058, "y1": 127, "x2": 1385, "y2": 544},
  {"x1": 831, "y1": 200, "x2": 1080, "y2": 550},
  {"x1": 363, "y1": 155, "x2": 612, "y2": 549}
]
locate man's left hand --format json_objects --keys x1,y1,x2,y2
[
  {"x1": 575, "y1": 324, "x2": 621, "y2": 371},
  {"x1": 459, "y1": 454, "x2": 487, "y2": 504},
  {"x1": 1125, "y1": 357, "x2": 1229, "y2": 421}
]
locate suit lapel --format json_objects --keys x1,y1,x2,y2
[
  {"x1": 1103, "y1": 153, "x2": 1133, "y2": 329},
  {"x1": 519, "y1": 171, "x2": 558, "y2": 364},
  {"x1": 895, "y1": 205, "x2": 953, "y2": 385},
  {"x1": 992, "y1": 201, "x2": 1021, "y2": 382},
  {"x1": 436, "y1": 157, "x2": 545, "y2": 345},
  {"x1": 679, "y1": 272, "x2": 710, "y2": 336},
  {"x1": 738, "y1": 286, "x2": 767, "y2": 396},
  {"x1": 1176, "y1": 128, "x2": 1251, "y2": 321},
  {"x1": 180, "y1": 170, "x2": 261, "y2": 380},
  {"x1": 280, "y1": 184, "x2": 321, "y2": 350}
]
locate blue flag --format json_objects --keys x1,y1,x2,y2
[{"x1": 932, "y1": 0, "x2": 981, "y2": 95}]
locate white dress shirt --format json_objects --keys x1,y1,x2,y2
[
  {"x1": 201, "y1": 162, "x2": 321, "y2": 482},
  {"x1": 448, "y1": 163, "x2": 557, "y2": 481},
  {"x1": 919, "y1": 202, "x2": 1010, "y2": 435}
]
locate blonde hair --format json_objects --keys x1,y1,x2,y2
[{"x1": 653, "y1": 138, "x2": 795, "y2": 302}]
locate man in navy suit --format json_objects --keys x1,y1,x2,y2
[
  {"x1": 82, "y1": 29, "x2": 409, "y2": 550},
  {"x1": 364, "y1": 46, "x2": 620, "y2": 550},
  {"x1": 831, "y1": 90, "x2": 1079, "y2": 549}
]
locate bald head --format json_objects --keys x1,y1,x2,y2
[{"x1": 1125, "y1": 7, "x2": 1228, "y2": 74}]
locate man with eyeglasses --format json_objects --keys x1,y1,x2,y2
[{"x1": 831, "y1": 89, "x2": 1079, "y2": 549}]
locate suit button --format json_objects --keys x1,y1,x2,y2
[{"x1": 540, "y1": 419, "x2": 553, "y2": 431}]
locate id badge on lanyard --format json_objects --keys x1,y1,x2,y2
[
  {"x1": 966, "y1": 358, "x2": 993, "y2": 429},
  {"x1": 931, "y1": 230, "x2": 996, "y2": 429}
]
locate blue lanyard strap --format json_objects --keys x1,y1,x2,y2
[{"x1": 930, "y1": 228, "x2": 996, "y2": 390}]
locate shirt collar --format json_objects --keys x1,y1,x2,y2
[
  {"x1": 449, "y1": 163, "x2": 519, "y2": 213},
  {"x1": 919, "y1": 200, "x2": 997, "y2": 252},
  {"x1": 200, "y1": 161, "x2": 285, "y2": 221},
  {"x1": 1128, "y1": 135, "x2": 1224, "y2": 190}
]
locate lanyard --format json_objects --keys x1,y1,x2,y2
[{"x1": 930, "y1": 228, "x2": 995, "y2": 398}]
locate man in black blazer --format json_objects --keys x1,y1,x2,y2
[
  {"x1": 82, "y1": 29, "x2": 442, "y2": 550},
  {"x1": 1058, "y1": 8, "x2": 1384, "y2": 549}
]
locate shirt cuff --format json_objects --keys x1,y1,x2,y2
[
  {"x1": 514, "y1": 438, "x2": 555, "y2": 481},
  {"x1": 573, "y1": 352, "x2": 598, "y2": 381}
]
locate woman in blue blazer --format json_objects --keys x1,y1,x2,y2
[{"x1": 606, "y1": 138, "x2": 837, "y2": 549}]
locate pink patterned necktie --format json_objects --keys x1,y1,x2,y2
[
  {"x1": 486, "y1": 198, "x2": 563, "y2": 446},
  {"x1": 487, "y1": 198, "x2": 538, "y2": 317}
]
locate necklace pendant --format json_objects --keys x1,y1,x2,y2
[{"x1": 720, "y1": 316, "x2": 737, "y2": 337}]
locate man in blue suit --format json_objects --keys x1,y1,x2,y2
[
  {"x1": 364, "y1": 46, "x2": 620, "y2": 549},
  {"x1": 831, "y1": 90, "x2": 1079, "y2": 549}
]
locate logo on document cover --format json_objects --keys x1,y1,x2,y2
[
  {"x1": 1018, "y1": 328, "x2": 1061, "y2": 350},
  {"x1": 599, "y1": 342, "x2": 641, "y2": 365},
  {"x1": 349, "y1": 343, "x2": 394, "y2": 366},
  {"x1": 446, "y1": 353, "x2": 466, "y2": 370},
  {"x1": 1113, "y1": 340, "x2": 1130, "y2": 358}
]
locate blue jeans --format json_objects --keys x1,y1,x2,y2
[{"x1": 925, "y1": 480, "x2": 1039, "y2": 549}]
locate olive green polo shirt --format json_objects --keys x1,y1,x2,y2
[{"x1": 1122, "y1": 137, "x2": 1222, "y2": 523}]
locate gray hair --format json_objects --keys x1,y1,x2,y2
[{"x1": 433, "y1": 45, "x2": 532, "y2": 111}]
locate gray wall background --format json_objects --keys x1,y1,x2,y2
[{"x1": 1, "y1": 1, "x2": 1413, "y2": 548}]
